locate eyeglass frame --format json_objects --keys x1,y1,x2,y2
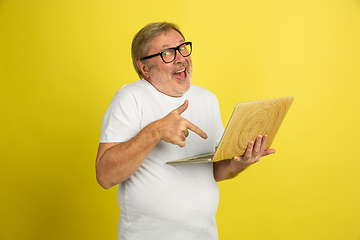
[{"x1": 140, "y1": 42, "x2": 192, "y2": 63}]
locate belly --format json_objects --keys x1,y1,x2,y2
[{"x1": 118, "y1": 162, "x2": 219, "y2": 223}]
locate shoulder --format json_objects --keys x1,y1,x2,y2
[
  {"x1": 187, "y1": 84, "x2": 219, "y2": 104},
  {"x1": 189, "y1": 85, "x2": 217, "y2": 97},
  {"x1": 110, "y1": 79, "x2": 153, "y2": 104},
  {"x1": 188, "y1": 84, "x2": 214, "y2": 94},
  {"x1": 116, "y1": 79, "x2": 151, "y2": 96}
]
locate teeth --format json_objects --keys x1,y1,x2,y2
[{"x1": 175, "y1": 68, "x2": 185, "y2": 73}]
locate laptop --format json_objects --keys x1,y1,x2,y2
[{"x1": 166, "y1": 96, "x2": 294, "y2": 165}]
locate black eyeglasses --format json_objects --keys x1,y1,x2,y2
[{"x1": 140, "y1": 42, "x2": 192, "y2": 63}]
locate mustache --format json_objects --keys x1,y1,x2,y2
[{"x1": 171, "y1": 62, "x2": 189, "y2": 74}]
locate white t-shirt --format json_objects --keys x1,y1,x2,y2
[{"x1": 100, "y1": 80, "x2": 224, "y2": 240}]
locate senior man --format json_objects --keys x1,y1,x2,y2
[{"x1": 96, "y1": 22, "x2": 275, "y2": 240}]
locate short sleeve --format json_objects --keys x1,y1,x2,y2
[{"x1": 99, "y1": 88, "x2": 142, "y2": 143}]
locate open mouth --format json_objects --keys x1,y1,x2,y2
[{"x1": 173, "y1": 68, "x2": 187, "y2": 80}]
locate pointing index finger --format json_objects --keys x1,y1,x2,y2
[{"x1": 186, "y1": 121, "x2": 208, "y2": 139}]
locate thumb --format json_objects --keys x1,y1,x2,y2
[{"x1": 176, "y1": 100, "x2": 189, "y2": 115}]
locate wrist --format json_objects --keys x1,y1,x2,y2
[
  {"x1": 230, "y1": 157, "x2": 250, "y2": 172},
  {"x1": 146, "y1": 120, "x2": 163, "y2": 143}
]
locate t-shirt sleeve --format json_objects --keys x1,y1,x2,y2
[{"x1": 99, "y1": 88, "x2": 142, "y2": 143}]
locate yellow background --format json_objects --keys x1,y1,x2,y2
[{"x1": 1, "y1": 0, "x2": 359, "y2": 239}]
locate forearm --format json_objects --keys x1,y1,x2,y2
[
  {"x1": 96, "y1": 121, "x2": 162, "y2": 189},
  {"x1": 213, "y1": 136, "x2": 276, "y2": 182},
  {"x1": 213, "y1": 159, "x2": 248, "y2": 182},
  {"x1": 96, "y1": 100, "x2": 208, "y2": 189}
]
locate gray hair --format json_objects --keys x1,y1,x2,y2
[{"x1": 131, "y1": 22, "x2": 185, "y2": 79}]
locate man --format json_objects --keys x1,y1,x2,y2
[{"x1": 96, "y1": 22, "x2": 275, "y2": 240}]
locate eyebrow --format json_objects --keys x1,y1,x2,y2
[{"x1": 161, "y1": 40, "x2": 185, "y2": 49}]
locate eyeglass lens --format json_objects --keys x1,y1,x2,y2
[{"x1": 161, "y1": 43, "x2": 191, "y2": 63}]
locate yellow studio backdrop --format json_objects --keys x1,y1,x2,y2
[{"x1": 1, "y1": 0, "x2": 359, "y2": 239}]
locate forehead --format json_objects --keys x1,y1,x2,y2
[{"x1": 147, "y1": 29, "x2": 185, "y2": 53}]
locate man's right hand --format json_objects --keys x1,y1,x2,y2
[
  {"x1": 157, "y1": 100, "x2": 207, "y2": 147},
  {"x1": 96, "y1": 100, "x2": 208, "y2": 188}
]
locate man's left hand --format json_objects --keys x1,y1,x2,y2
[
  {"x1": 230, "y1": 135, "x2": 276, "y2": 169},
  {"x1": 213, "y1": 135, "x2": 276, "y2": 181}
]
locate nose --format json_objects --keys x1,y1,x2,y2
[{"x1": 173, "y1": 50, "x2": 187, "y2": 64}]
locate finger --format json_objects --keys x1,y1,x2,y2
[
  {"x1": 178, "y1": 140, "x2": 186, "y2": 148},
  {"x1": 184, "y1": 129, "x2": 189, "y2": 137},
  {"x1": 175, "y1": 100, "x2": 189, "y2": 115},
  {"x1": 232, "y1": 156, "x2": 241, "y2": 162},
  {"x1": 243, "y1": 140, "x2": 254, "y2": 160},
  {"x1": 262, "y1": 148, "x2": 276, "y2": 156},
  {"x1": 176, "y1": 132, "x2": 187, "y2": 147},
  {"x1": 186, "y1": 121, "x2": 208, "y2": 139},
  {"x1": 253, "y1": 135, "x2": 263, "y2": 154},
  {"x1": 260, "y1": 135, "x2": 268, "y2": 152}
]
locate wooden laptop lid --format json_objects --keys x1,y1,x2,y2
[{"x1": 212, "y1": 96, "x2": 294, "y2": 162}]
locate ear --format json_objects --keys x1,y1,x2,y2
[{"x1": 137, "y1": 60, "x2": 150, "y2": 80}]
